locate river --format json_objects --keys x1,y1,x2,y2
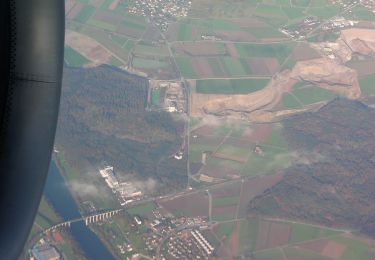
[{"x1": 43, "y1": 161, "x2": 115, "y2": 260}]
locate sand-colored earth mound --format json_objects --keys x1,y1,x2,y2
[
  {"x1": 191, "y1": 70, "x2": 295, "y2": 119},
  {"x1": 192, "y1": 58, "x2": 361, "y2": 122},
  {"x1": 291, "y1": 58, "x2": 361, "y2": 99},
  {"x1": 341, "y1": 28, "x2": 375, "y2": 57}
]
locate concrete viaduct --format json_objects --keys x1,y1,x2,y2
[{"x1": 44, "y1": 209, "x2": 123, "y2": 233}]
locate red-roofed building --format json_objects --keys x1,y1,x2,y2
[{"x1": 52, "y1": 231, "x2": 63, "y2": 243}]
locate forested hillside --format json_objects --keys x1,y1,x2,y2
[
  {"x1": 248, "y1": 99, "x2": 375, "y2": 236},
  {"x1": 56, "y1": 65, "x2": 187, "y2": 190}
]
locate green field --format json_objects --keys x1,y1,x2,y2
[
  {"x1": 132, "y1": 57, "x2": 169, "y2": 69},
  {"x1": 283, "y1": 86, "x2": 338, "y2": 109},
  {"x1": 176, "y1": 57, "x2": 196, "y2": 78},
  {"x1": 196, "y1": 78, "x2": 269, "y2": 94},
  {"x1": 189, "y1": 144, "x2": 218, "y2": 163},
  {"x1": 235, "y1": 43, "x2": 293, "y2": 63},
  {"x1": 359, "y1": 74, "x2": 375, "y2": 95},
  {"x1": 289, "y1": 222, "x2": 340, "y2": 243},
  {"x1": 127, "y1": 202, "x2": 157, "y2": 216},
  {"x1": 74, "y1": 5, "x2": 96, "y2": 23},
  {"x1": 334, "y1": 236, "x2": 371, "y2": 260},
  {"x1": 64, "y1": 46, "x2": 90, "y2": 66},
  {"x1": 206, "y1": 157, "x2": 243, "y2": 171},
  {"x1": 221, "y1": 57, "x2": 250, "y2": 76},
  {"x1": 134, "y1": 42, "x2": 169, "y2": 56},
  {"x1": 212, "y1": 196, "x2": 240, "y2": 207},
  {"x1": 178, "y1": 23, "x2": 193, "y2": 41},
  {"x1": 151, "y1": 88, "x2": 161, "y2": 106},
  {"x1": 264, "y1": 124, "x2": 288, "y2": 148},
  {"x1": 283, "y1": 93, "x2": 303, "y2": 109},
  {"x1": 214, "y1": 222, "x2": 235, "y2": 239},
  {"x1": 216, "y1": 144, "x2": 250, "y2": 160}
]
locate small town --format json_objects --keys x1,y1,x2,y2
[{"x1": 127, "y1": 0, "x2": 192, "y2": 31}]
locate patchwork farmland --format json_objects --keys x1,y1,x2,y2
[{"x1": 59, "y1": 0, "x2": 375, "y2": 259}]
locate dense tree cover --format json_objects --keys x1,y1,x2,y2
[
  {"x1": 248, "y1": 99, "x2": 375, "y2": 236},
  {"x1": 56, "y1": 65, "x2": 187, "y2": 191}
]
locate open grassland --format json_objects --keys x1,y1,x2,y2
[
  {"x1": 127, "y1": 202, "x2": 157, "y2": 216},
  {"x1": 283, "y1": 85, "x2": 338, "y2": 109}
]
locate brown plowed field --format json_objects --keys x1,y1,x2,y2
[
  {"x1": 109, "y1": 0, "x2": 119, "y2": 10},
  {"x1": 226, "y1": 43, "x2": 239, "y2": 58},
  {"x1": 230, "y1": 222, "x2": 241, "y2": 256},
  {"x1": 256, "y1": 220, "x2": 291, "y2": 250},
  {"x1": 242, "y1": 124, "x2": 272, "y2": 143},
  {"x1": 158, "y1": 192, "x2": 209, "y2": 217},
  {"x1": 293, "y1": 44, "x2": 321, "y2": 61},
  {"x1": 173, "y1": 43, "x2": 225, "y2": 56},
  {"x1": 347, "y1": 61, "x2": 375, "y2": 76},
  {"x1": 191, "y1": 57, "x2": 215, "y2": 78},
  {"x1": 93, "y1": 10, "x2": 122, "y2": 24},
  {"x1": 321, "y1": 241, "x2": 346, "y2": 260},
  {"x1": 297, "y1": 239, "x2": 328, "y2": 253},
  {"x1": 65, "y1": 0, "x2": 76, "y2": 15},
  {"x1": 192, "y1": 125, "x2": 216, "y2": 136},
  {"x1": 248, "y1": 58, "x2": 280, "y2": 75},
  {"x1": 210, "y1": 181, "x2": 241, "y2": 197},
  {"x1": 201, "y1": 164, "x2": 240, "y2": 179},
  {"x1": 66, "y1": 3, "x2": 83, "y2": 19}
]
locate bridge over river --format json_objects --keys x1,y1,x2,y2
[{"x1": 44, "y1": 208, "x2": 124, "y2": 233}]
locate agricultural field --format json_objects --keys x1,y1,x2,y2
[
  {"x1": 64, "y1": 46, "x2": 90, "y2": 66},
  {"x1": 211, "y1": 217, "x2": 375, "y2": 259},
  {"x1": 174, "y1": 42, "x2": 294, "y2": 79},
  {"x1": 189, "y1": 120, "x2": 293, "y2": 182},
  {"x1": 158, "y1": 192, "x2": 209, "y2": 217},
  {"x1": 196, "y1": 79, "x2": 269, "y2": 94}
]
